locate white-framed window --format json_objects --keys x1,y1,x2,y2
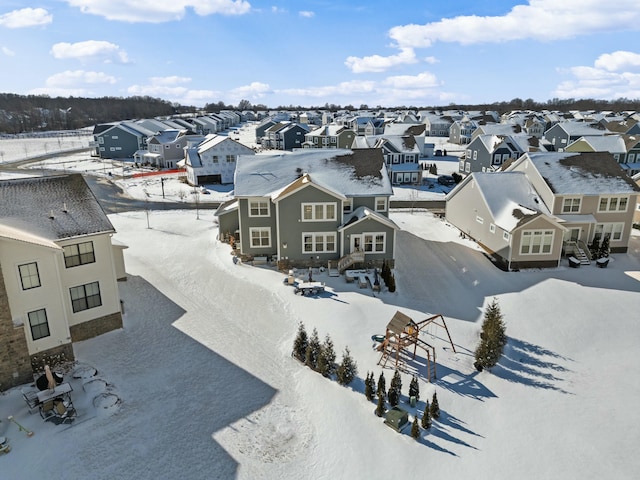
[
  {"x1": 562, "y1": 197, "x2": 581, "y2": 213},
  {"x1": 594, "y1": 223, "x2": 624, "y2": 241},
  {"x1": 520, "y1": 230, "x2": 554, "y2": 255},
  {"x1": 249, "y1": 199, "x2": 270, "y2": 217},
  {"x1": 503, "y1": 231, "x2": 510, "y2": 241},
  {"x1": 492, "y1": 154, "x2": 501, "y2": 165},
  {"x1": 331, "y1": 137, "x2": 336, "y2": 144},
  {"x1": 301, "y1": 202, "x2": 336, "y2": 221},
  {"x1": 164, "y1": 144, "x2": 170, "y2": 149},
  {"x1": 476, "y1": 216, "x2": 484, "y2": 224},
  {"x1": 363, "y1": 233, "x2": 386, "y2": 253},
  {"x1": 489, "y1": 224, "x2": 496, "y2": 234},
  {"x1": 598, "y1": 196, "x2": 628, "y2": 212},
  {"x1": 466, "y1": 149, "x2": 471, "y2": 159},
  {"x1": 375, "y1": 197, "x2": 387, "y2": 212},
  {"x1": 473, "y1": 151, "x2": 477, "y2": 160},
  {"x1": 63, "y1": 241, "x2": 95, "y2": 268},
  {"x1": 19, "y1": 262, "x2": 41, "y2": 290},
  {"x1": 343, "y1": 199, "x2": 353, "y2": 213},
  {"x1": 459, "y1": 159, "x2": 465, "y2": 171},
  {"x1": 465, "y1": 162, "x2": 470, "y2": 173},
  {"x1": 70, "y1": 281, "x2": 102, "y2": 313},
  {"x1": 249, "y1": 227, "x2": 271, "y2": 248},
  {"x1": 302, "y1": 232, "x2": 337, "y2": 253},
  {"x1": 98, "y1": 137, "x2": 104, "y2": 144},
  {"x1": 28, "y1": 308, "x2": 50, "y2": 340},
  {"x1": 111, "y1": 135, "x2": 119, "y2": 140},
  {"x1": 226, "y1": 155, "x2": 235, "y2": 163}
]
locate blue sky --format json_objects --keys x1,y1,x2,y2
[{"x1": 1, "y1": 0, "x2": 639, "y2": 108}]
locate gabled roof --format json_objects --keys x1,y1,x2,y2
[
  {"x1": 196, "y1": 134, "x2": 253, "y2": 155},
  {"x1": 457, "y1": 172, "x2": 551, "y2": 232},
  {"x1": 101, "y1": 121, "x2": 154, "y2": 138},
  {"x1": 567, "y1": 135, "x2": 626, "y2": 153},
  {"x1": 515, "y1": 151, "x2": 640, "y2": 195},
  {"x1": 148, "y1": 129, "x2": 185, "y2": 144},
  {"x1": 339, "y1": 206, "x2": 399, "y2": 231},
  {"x1": 0, "y1": 174, "x2": 115, "y2": 240},
  {"x1": 233, "y1": 149, "x2": 392, "y2": 198}
]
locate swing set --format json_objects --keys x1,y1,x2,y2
[{"x1": 376, "y1": 310, "x2": 456, "y2": 382}]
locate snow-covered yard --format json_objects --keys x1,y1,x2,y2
[{"x1": 1, "y1": 206, "x2": 640, "y2": 479}]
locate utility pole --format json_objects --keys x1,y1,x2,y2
[{"x1": 161, "y1": 177, "x2": 166, "y2": 199}]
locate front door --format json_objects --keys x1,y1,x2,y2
[
  {"x1": 564, "y1": 227, "x2": 580, "y2": 242},
  {"x1": 350, "y1": 234, "x2": 363, "y2": 253}
]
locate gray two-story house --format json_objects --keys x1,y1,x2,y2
[{"x1": 215, "y1": 148, "x2": 398, "y2": 269}]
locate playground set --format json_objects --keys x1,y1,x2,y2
[{"x1": 374, "y1": 310, "x2": 456, "y2": 382}]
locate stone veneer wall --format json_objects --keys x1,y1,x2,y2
[
  {"x1": 0, "y1": 265, "x2": 33, "y2": 390},
  {"x1": 69, "y1": 311, "x2": 123, "y2": 342}
]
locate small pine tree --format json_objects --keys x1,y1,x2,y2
[
  {"x1": 364, "y1": 372, "x2": 376, "y2": 401},
  {"x1": 375, "y1": 390, "x2": 386, "y2": 417},
  {"x1": 387, "y1": 273, "x2": 396, "y2": 293},
  {"x1": 292, "y1": 322, "x2": 308, "y2": 362},
  {"x1": 600, "y1": 234, "x2": 610, "y2": 258},
  {"x1": 377, "y1": 371, "x2": 386, "y2": 397},
  {"x1": 590, "y1": 235, "x2": 601, "y2": 258},
  {"x1": 305, "y1": 328, "x2": 321, "y2": 370},
  {"x1": 474, "y1": 298, "x2": 507, "y2": 371},
  {"x1": 430, "y1": 392, "x2": 440, "y2": 420},
  {"x1": 317, "y1": 334, "x2": 336, "y2": 377},
  {"x1": 421, "y1": 401, "x2": 432, "y2": 429},
  {"x1": 410, "y1": 415, "x2": 420, "y2": 439},
  {"x1": 388, "y1": 369, "x2": 402, "y2": 406},
  {"x1": 336, "y1": 347, "x2": 358, "y2": 386},
  {"x1": 409, "y1": 375, "x2": 420, "y2": 401}
]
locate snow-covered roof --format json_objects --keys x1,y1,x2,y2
[
  {"x1": 524, "y1": 151, "x2": 640, "y2": 195},
  {"x1": 0, "y1": 174, "x2": 115, "y2": 240},
  {"x1": 569, "y1": 135, "x2": 626, "y2": 153},
  {"x1": 339, "y1": 206, "x2": 399, "y2": 231},
  {"x1": 233, "y1": 149, "x2": 392, "y2": 198},
  {"x1": 471, "y1": 172, "x2": 550, "y2": 232}
]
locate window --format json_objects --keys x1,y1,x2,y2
[
  {"x1": 598, "y1": 196, "x2": 628, "y2": 212},
  {"x1": 473, "y1": 151, "x2": 477, "y2": 160},
  {"x1": 562, "y1": 198, "x2": 581, "y2": 213},
  {"x1": 363, "y1": 233, "x2": 386, "y2": 253},
  {"x1": 489, "y1": 224, "x2": 496, "y2": 234},
  {"x1": 19, "y1": 262, "x2": 41, "y2": 290},
  {"x1": 226, "y1": 155, "x2": 235, "y2": 163},
  {"x1": 164, "y1": 144, "x2": 170, "y2": 149},
  {"x1": 520, "y1": 230, "x2": 554, "y2": 255},
  {"x1": 476, "y1": 216, "x2": 484, "y2": 224},
  {"x1": 594, "y1": 223, "x2": 624, "y2": 241},
  {"x1": 301, "y1": 203, "x2": 336, "y2": 221},
  {"x1": 343, "y1": 199, "x2": 353, "y2": 213},
  {"x1": 249, "y1": 199, "x2": 269, "y2": 217},
  {"x1": 111, "y1": 135, "x2": 119, "y2": 140},
  {"x1": 503, "y1": 232, "x2": 510, "y2": 241},
  {"x1": 375, "y1": 197, "x2": 387, "y2": 212},
  {"x1": 212, "y1": 155, "x2": 219, "y2": 163},
  {"x1": 98, "y1": 137, "x2": 104, "y2": 144},
  {"x1": 249, "y1": 227, "x2": 271, "y2": 248},
  {"x1": 70, "y1": 281, "x2": 102, "y2": 313},
  {"x1": 63, "y1": 241, "x2": 95, "y2": 268},
  {"x1": 302, "y1": 233, "x2": 337, "y2": 253},
  {"x1": 28, "y1": 309, "x2": 50, "y2": 340}
]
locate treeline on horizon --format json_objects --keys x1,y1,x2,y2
[{"x1": 1, "y1": 93, "x2": 640, "y2": 134}]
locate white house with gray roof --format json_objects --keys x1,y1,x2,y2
[
  {"x1": 182, "y1": 134, "x2": 255, "y2": 185},
  {"x1": 216, "y1": 148, "x2": 398, "y2": 269},
  {"x1": 0, "y1": 174, "x2": 125, "y2": 388}
]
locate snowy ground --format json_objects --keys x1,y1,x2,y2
[
  {"x1": 1, "y1": 206, "x2": 639, "y2": 479},
  {"x1": 2, "y1": 126, "x2": 640, "y2": 479}
]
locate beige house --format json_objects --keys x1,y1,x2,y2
[
  {"x1": 0, "y1": 174, "x2": 125, "y2": 389},
  {"x1": 446, "y1": 152, "x2": 640, "y2": 270}
]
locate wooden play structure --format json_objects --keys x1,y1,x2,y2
[{"x1": 377, "y1": 311, "x2": 456, "y2": 382}]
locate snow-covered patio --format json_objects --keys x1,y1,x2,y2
[{"x1": 1, "y1": 207, "x2": 639, "y2": 479}]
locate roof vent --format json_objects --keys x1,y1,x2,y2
[
  {"x1": 63, "y1": 203, "x2": 68, "y2": 213},
  {"x1": 49, "y1": 210, "x2": 55, "y2": 219}
]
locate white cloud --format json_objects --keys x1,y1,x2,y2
[
  {"x1": 383, "y1": 71, "x2": 441, "y2": 89},
  {"x1": 299, "y1": 11, "x2": 314, "y2": 18},
  {"x1": 424, "y1": 56, "x2": 438, "y2": 64},
  {"x1": 554, "y1": 55, "x2": 640, "y2": 99},
  {"x1": 345, "y1": 48, "x2": 417, "y2": 73},
  {"x1": 126, "y1": 77, "x2": 221, "y2": 105},
  {"x1": 388, "y1": 1, "x2": 640, "y2": 48},
  {"x1": 279, "y1": 80, "x2": 376, "y2": 99},
  {"x1": 51, "y1": 40, "x2": 130, "y2": 64},
  {"x1": 227, "y1": 82, "x2": 272, "y2": 101},
  {"x1": 2, "y1": 46, "x2": 15, "y2": 56},
  {"x1": 148, "y1": 76, "x2": 192, "y2": 86},
  {"x1": 594, "y1": 51, "x2": 640, "y2": 72},
  {"x1": 0, "y1": 8, "x2": 52, "y2": 28},
  {"x1": 45, "y1": 70, "x2": 118, "y2": 87},
  {"x1": 65, "y1": 0, "x2": 251, "y2": 23}
]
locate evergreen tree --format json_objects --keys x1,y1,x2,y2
[
  {"x1": 305, "y1": 328, "x2": 321, "y2": 370},
  {"x1": 387, "y1": 273, "x2": 397, "y2": 293},
  {"x1": 411, "y1": 415, "x2": 421, "y2": 439},
  {"x1": 336, "y1": 347, "x2": 358, "y2": 386},
  {"x1": 474, "y1": 298, "x2": 507, "y2": 371},
  {"x1": 600, "y1": 234, "x2": 610, "y2": 258},
  {"x1": 388, "y1": 369, "x2": 402, "y2": 406},
  {"x1": 409, "y1": 375, "x2": 420, "y2": 401},
  {"x1": 421, "y1": 401, "x2": 432, "y2": 429},
  {"x1": 292, "y1": 322, "x2": 308, "y2": 362},
  {"x1": 317, "y1": 334, "x2": 336, "y2": 377},
  {"x1": 364, "y1": 372, "x2": 376, "y2": 401},
  {"x1": 377, "y1": 372, "x2": 386, "y2": 397},
  {"x1": 375, "y1": 389, "x2": 386, "y2": 417},
  {"x1": 430, "y1": 392, "x2": 440, "y2": 420}
]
